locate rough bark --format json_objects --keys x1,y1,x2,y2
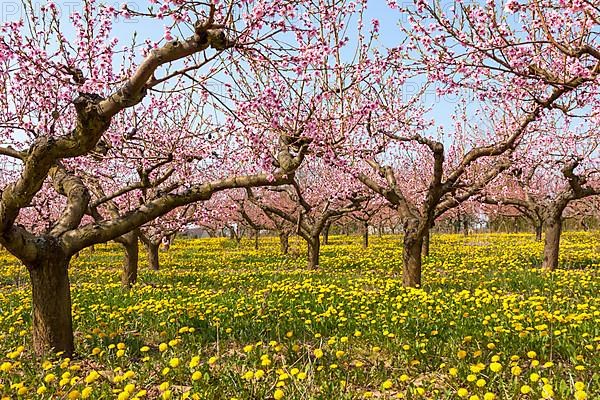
[
  {"x1": 402, "y1": 232, "x2": 423, "y2": 287},
  {"x1": 146, "y1": 241, "x2": 160, "y2": 271},
  {"x1": 254, "y1": 229, "x2": 259, "y2": 250},
  {"x1": 307, "y1": 237, "x2": 320, "y2": 269},
  {"x1": 119, "y1": 232, "x2": 139, "y2": 288},
  {"x1": 542, "y1": 213, "x2": 562, "y2": 270},
  {"x1": 29, "y1": 247, "x2": 74, "y2": 356},
  {"x1": 279, "y1": 232, "x2": 289, "y2": 255},
  {"x1": 362, "y1": 221, "x2": 369, "y2": 248}
]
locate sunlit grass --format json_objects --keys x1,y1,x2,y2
[{"x1": 0, "y1": 232, "x2": 598, "y2": 399}]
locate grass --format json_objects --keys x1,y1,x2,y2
[{"x1": 0, "y1": 232, "x2": 598, "y2": 399}]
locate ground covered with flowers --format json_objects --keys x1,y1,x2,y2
[{"x1": 0, "y1": 232, "x2": 598, "y2": 399}]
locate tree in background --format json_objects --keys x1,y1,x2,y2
[{"x1": 0, "y1": 0, "x2": 363, "y2": 355}]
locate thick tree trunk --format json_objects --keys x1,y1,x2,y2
[
  {"x1": 542, "y1": 213, "x2": 562, "y2": 271},
  {"x1": 378, "y1": 225, "x2": 383, "y2": 237},
  {"x1": 401, "y1": 219, "x2": 424, "y2": 287},
  {"x1": 534, "y1": 223, "x2": 542, "y2": 242},
  {"x1": 307, "y1": 237, "x2": 320, "y2": 269},
  {"x1": 279, "y1": 232, "x2": 289, "y2": 255},
  {"x1": 254, "y1": 229, "x2": 259, "y2": 250},
  {"x1": 120, "y1": 233, "x2": 139, "y2": 288},
  {"x1": 403, "y1": 232, "x2": 423, "y2": 287},
  {"x1": 29, "y1": 254, "x2": 74, "y2": 356},
  {"x1": 145, "y1": 241, "x2": 160, "y2": 271},
  {"x1": 362, "y1": 221, "x2": 369, "y2": 248},
  {"x1": 421, "y1": 229, "x2": 430, "y2": 258}
]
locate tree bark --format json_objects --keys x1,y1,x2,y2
[
  {"x1": 145, "y1": 241, "x2": 160, "y2": 271},
  {"x1": 29, "y1": 252, "x2": 74, "y2": 356},
  {"x1": 254, "y1": 229, "x2": 259, "y2": 250},
  {"x1": 307, "y1": 237, "x2": 320, "y2": 269},
  {"x1": 421, "y1": 229, "x2": 430, "y2": 258},
  {"x1": 322, "y1": 222, "x2": 331, "y2": 245},
  {"x1": 534, "y1": 223, "x2": 543, "y2": 242},
  {"x1": 120, "y1": 233, "x2": 139, "y2": 288},
  {"x1": 402, "y1": 220, "x2": 424, "y2": 287},
  {"x1": 362, "y1": 221, "x2": 369, "y2": 248},
  {"x1": 279, "y1": 232, "x2": 289, "y2": 255},
  {"x1": 542, "y1": 213, "x2": 562, "y2": 271}
]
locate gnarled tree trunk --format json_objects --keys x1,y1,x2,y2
[
  {"x1": 29, "y1": 248, "x2": 74, "y2": 356},
  {"x1": 542, "y1": 212, "x2": 562, "y2": 270},
  {"x1": 119, "y1": 232, "x2": 139, "y2": 288},
  {"x1": 307, "y1": 237, "x2": 320, "y2": 269},
  {"x1": 362, "y1": 221, "x2": 369, "y2": 248},
  {"x1": 401, "y1": 220, "x2": 425, "y2": 287},
  {"x1": 254, "y1": 229, "x2": 260, "y2": 250},
  {"x1": 145, "y1": 241, "x2": 160, "y2": 271},
  {"x1": 279, "y1": 232, "x2": 289, "y2": 255}
]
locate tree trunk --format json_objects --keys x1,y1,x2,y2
[
  {"x1": 120, "y1": 233, "x2": 139, "y2": 288},
  {"x1": 362, "y1": 221, "x2": 369, "y2": 248},
  {"x1": 542, "y1": 213, "x2": 562, "y2": 271},
  {"x1": 254, "y1": 229, "x2": 259, "y2": 250},
  {"x1": 307, "y1": 237, "x2": 320, "y2": 269},
  {"x1": 322, "y1": 222, "x2": 330, "y2": 245},
  {"x1": 421, "y1": 229, "x2": 430, "y2": 258},
  {"x1": 378, "y1": 225, "x2": 383, "y2": 237},
  {"x1": 89, "y1": 244, "x2": 95, "y2": 253},
  {"x1": 401, "y1": 220, "x2": 424, "y2": 287},
  {"x1": 534, "y1": 223, "x2": 542, "y2": 242},
  {"x1": 29, "y1": 253, "x2": 74, "y2": 356},
  {"x1": 279, "y1": 232, "x2": 289, "y2": 255},
  {"x1": 146, "y1": 241, "x2": 160, "y2": 271}
]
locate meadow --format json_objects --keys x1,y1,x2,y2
[{"x1": 0, "y1": 232, "x2": 598, "y2": 400}]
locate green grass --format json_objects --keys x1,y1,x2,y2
[{"x1": 0, "y1": 232, "x2": 598, "y2": 399}]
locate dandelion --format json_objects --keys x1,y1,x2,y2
[{"x1": 191, "y1": 371, "x2": 202, "y2": 381}]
